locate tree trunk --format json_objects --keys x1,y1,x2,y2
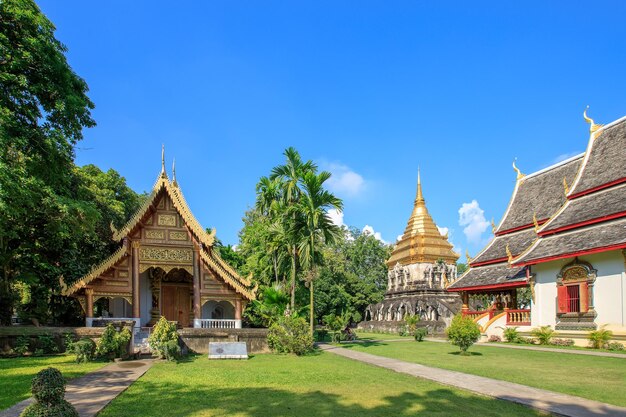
[
  {"x1": 273, "y1": 253, "x2": 279, "y2": 285},
  {"x1": 290, "y1": 246, "x2": 296, "y2": 312}
]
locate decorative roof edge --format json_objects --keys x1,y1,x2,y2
[
  {"x1": 62, "y1": 241, "x2": 129, "y2": 296},
  {"x1": 199, "y1": 248, "x2": 257, "y2": 300}
]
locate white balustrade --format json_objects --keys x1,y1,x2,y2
[
  {"x1": 194, "y1": 319, "x2": 241, "y2": 329},
  {"x1": 86, "y1": 317, "x2": 140, "y2": 328}
]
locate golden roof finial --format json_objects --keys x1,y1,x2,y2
[
  {"x1": 533, "y1": 211, "x2": 539, "y2": 232},
  {"x1": 161, "y1": 144, "x2": 167, "y2": 178},
  {"x1": 465, "y1": 250, "x2": 472, "y2": 265},
  {"x1": 491, "y1": 218, "x2": 497, "y2": 234},
  {"x1": 512, "y1": 158, "x2": 525, "y2": 180},
  {"x1": 583, "y1": 105, "x2": 602, "y2": 133},
  {"x1": 172, "y1": 157, "x2": 177, "y2": 186},
  {"x1": 506, "y1": 244, "x2": 513, "y2": 264},
  {"x1": 563, "y1": 176, "x2": 569, "y2": 195},
  {"x1": 415, "y1": 166, "x2": 424, "y2": 202}
]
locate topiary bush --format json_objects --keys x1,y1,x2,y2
[
  {"x1": 551, "y1": 338, "x2": 574, "y2": 346},
  {"x1": 148, "y1": 316, "x2": 179, "y2": 360},
  {"x1": 267, "y1": 316, "x2": 314, "y2": 355},
  {"x1": 20, "y1": 368, "x2": 78, "y2": 417},
  {"x1": 531, "y1": 326, "x2": 554, "y2": 345},
  {"x1": 607, "y1": 342, "x2": 625, "y2": 351},
  {"x1": 72, "y1": 339, "x2": 96, "y2": 363},
  {"x1": 446, "y1": 314, "x2": 481, "y2": 355},
  {"x1": 587, "y1": 326, "x2": 613, "y2": 349}
]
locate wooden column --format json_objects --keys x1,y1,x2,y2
[
  {"x1": 132, "y1": 241, "x2": 140, "y2": 319},
  {"x1": 192, "y1": 249, "x2": 201, "y2": 322},
  {"x1": 85, "y1": 288, "x2": 94, "y2": 318},
  {"x1": 461, "y1": 291, "x2": 469, "y2": 312},
  {"x1": 235, "y1": 299, "x2": 242, "y2": 320}
]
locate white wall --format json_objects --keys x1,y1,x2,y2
[
  {"x1": 201, "y1": 300, "x2": 235, "y2": 319},
  {"x1": 531, "y1": 250, "x2": 626, "y2": 332}
]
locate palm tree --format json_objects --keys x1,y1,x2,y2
[
  {"x1": 269, "y1": 147, "x2": 317, "y2": 311},
  {"x1": 295, "y1": 170, "x2": 343, "y2": 336},
  {"x1": 256, "y1": 176, "x2": 287, "y2": 284}
]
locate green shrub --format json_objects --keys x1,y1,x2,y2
[
  {"x1": 162, "y1": 340, "x2": 181, "y2": 361},
  {"x1": 323, "y1": 314, "x2": 348, "y2": 343},
  {"x1": 96, "y1": 324, "x2": 132, "y2": 359},
  {"x1": 21, "y1": 400, "x2": 79, "y2": 417},
  {"x1": 551, "y1": 338, "x2": 574, "y2": 346},
  {"x1": 268, "y1": 316, "x2": 314, "y2": 355},
  {"x1": 20, "y1": 368, "x2": 78, "y2": 417},
  {"x1": 531, "y1": 326, "x2": 554, "y2": 345},
  {"x1": 31, "y1": 368, "x2": 65, "y2": 405},
  {"x1": 37, "y1": 333, "x2": 59, "y2": 354},
  {"x1": 314, "y1": 329, "x2": 328, "y2": 342},
  {"x1": 587, "y1": 326, "x2": 613, "y2": 349},
  {"x1": 446, "y1": 314, "x2": 481, "y2": 355},
  {"x1": 414, "y1": 327, "x2": 428, "y2": 342},
  {"x1": 148, "y1": 316, "x2": 179, "y2": 360},
  {"x1": 518, "y1": 337, "x2": 536, "y2": 344},
  {"x1": 607, "y1": 342, "x2": 625, "y2": 351},
  {"x1": 73, "y1": 339, "x2": 96, "y2": 363},
  {"x1": 63, "y1": 332, "x2": 75, "y2": 353},
  {"x1": 502, "y1": 326, "x2": 519, "y2": 343},
  {"x1": 14, "y1": 335, "x2": 30, "y2": 356},
  {"x1": 33, "y1": 348, "x2": 44, "y2": 357},
  {"x1": 404, "y1": 314, "x2": 420, "y2": 337}
]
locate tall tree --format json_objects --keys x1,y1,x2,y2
[
  {"x1": 0, "y1": 0, "x2": 95, "y2": 324},
  {"x1": 295, "y1": 171, "x2": 343, "y2": 336},
  {"x1": 269, "y1": 147, "x2": 316, "y2": 311}
]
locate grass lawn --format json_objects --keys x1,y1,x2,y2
[
  {"x1": 99, "y1": 353, "x2": 543, "y2": 417},
  {"x1": 354, "y1": 331, "x2": 414, "y2": 341},
  {"x1": 342, "y1": 340, "x2": 626, "y2": 407},
  {"x1": 0, "y1": 355, "x2": 104, "y2": 410}
]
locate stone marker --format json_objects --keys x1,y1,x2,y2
[{"x1": 208, "y1": 342, "x2": 248, "y2": 359}]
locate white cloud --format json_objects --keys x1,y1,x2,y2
[
  {"x1": 437, "y1": 226, "x2": 449, "y2": 237},
  {"x1": 324, "y1": 162, "x2": 366, "y2": 197},
  {"x1": 458, "y1": 200, "x2": 490, "y2": 244},
  {"x1": 327, "y1": 208, "x2": 344, "y2": 228},
  {"x1": 362, "y1": 225, "x2": 386, "y2": 244},
  {"x1": 397, "y1": 235, "x2": 403, "y2": 242},
  {"x1": 231, "y1": 244, "x2": 239, "y2": 251}
]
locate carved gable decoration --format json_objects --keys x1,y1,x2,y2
[{"x1": 557, "y1": 258, "x2": 596, "y2": 285}]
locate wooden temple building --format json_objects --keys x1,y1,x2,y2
[
  {"x1": 62, "y1": 151, "x2": 256, "y2": 329},
  {"x1": 448, "y1": 109, "x2": 626, "y2": 343},
  {"x1": 360, "y1": 171, "x2": 461, "y2": 333}
]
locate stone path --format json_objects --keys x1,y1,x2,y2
[
  {"x1": 0, "y1": 359, "x2": 153, "y2": 417},
  {"x1": 319, "y1": 344, "x2": 626, "y2": 417}
]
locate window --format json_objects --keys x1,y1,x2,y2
[{"x1": 566, "y1": 285, "x2": 580, "y2": 313}]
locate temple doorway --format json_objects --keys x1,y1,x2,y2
[{"x1": 161, "y1": 284, "x2": 191, "y2": 326}]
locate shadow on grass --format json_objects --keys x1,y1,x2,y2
[
  {"x1": 448, "y1": 351, "x2": 483, "y2": 356},
  {"x1": 99, "y1": 380, "x2": 545, "y2": 417},
  {"x1": 335, "y1": 340, "x2": 389, "y2": 349}
]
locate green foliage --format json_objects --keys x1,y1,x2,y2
[
  {"x1": 446, "y1": 315, "x2": 481, "y2": 354},
  {"x1": 607, "y1": 342, "x2": 624, "y2": 351},
  {"x1": 148, "y1": 316, "x2": 180, "y2": 360},
  {"x1": 267, "y1": 316, "x2": 314, "y2": 355},
  {"x1": 96, "y1": 324, "x2": 131, "y2": 359},
  {"x1": 30, "y1": 367, "x2": 65, "y2": 405},
  {"x1": 502, "y1": 327, "x2": 520, "y2": 343},
  {"x1": 531, "y1": 326, "x2": 554, "y2": 345},
  {"x1": 404, "y1": 314, "x2": 419, "y2": 336},
  {"x1": 323, "y1": 313, "x2": 349, "y2": 343},
  {"x1": 37, "y1": 333, "x2": 58, "y2": 354},
  {"x1": 14, "y1": 335, "x2": 30, "y2": 356},
  {"x1": 248, "y1": 284, "x2": 290, "y2": 327},
  {"x1": 20, "y1": 367, "x2": 78, "y2": 417},
  {"x1": 63, "y1": 332, "x2": 75, "y2": 353},
  {"x1": 72, "y1": 339, "x2": 96, "y2": 363},
  {"x1": 414, "y1": 328, "x2": 428, "y2": 342},
  {"x1": 587, "y1": 326, "x2": 613, "y2": 349},
  {"x1": 162, "y1": 340, "x2": 181, "y2": 361}
]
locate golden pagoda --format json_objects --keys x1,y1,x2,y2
[{"x1": 386, "y1": 170, "x2": 459, "y2": 267}]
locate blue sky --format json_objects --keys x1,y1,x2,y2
[{"x1": 39, "y1": 1, "x2": 626, "y2": 257}]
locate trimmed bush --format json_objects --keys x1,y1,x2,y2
[
  {"x1": 414, "y1": 328, "x2": 428, "y2": 342},
  {"x1": 502, "y1": 327, "x2": 519, "y2": 343},
  {"x1": 588, "y1": 326, "x2": 613, "y2": 349},
  {"x1": 73, "y1": 338, "x2": 96, "y2": 363},
  {"x1": 531, "y1": 326, "x2": 554, "y2": 345},
  {"x1": 446, "y1": 314, "x2": 481, "y2": 355},
  {"x1": 268, "y1": 316, "x2": 314, "y2": 355},
  {"x1": 148, "y1": 316, "x2": 180, "y2": 360},
  {"x1": 607, "y1": 342, "x2": 625, "y2": 351},
  {"x1": 20, "y1": 368, "x2": 78, "y2": 417},
  {"x1": 488, "y1": 335, "x2": 502, "y2": 343},
  {"x1": 551, "y1": 338, "x2": 574, "y2": 346}
]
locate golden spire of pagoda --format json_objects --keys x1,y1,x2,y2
[{"x1": 386, "y1": 169, "x2": 459, "y2": 267}]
